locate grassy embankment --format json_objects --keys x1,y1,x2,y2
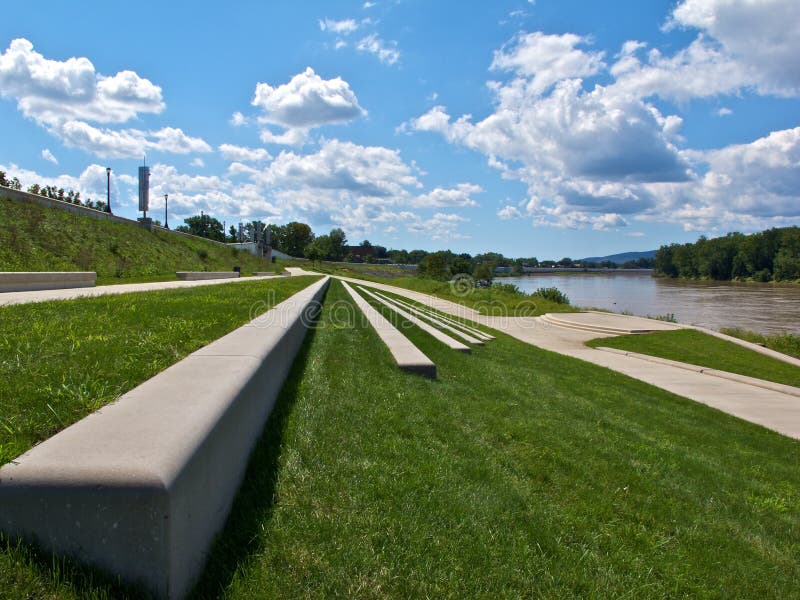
[
  {"x1": 0, "y1": 196, "x2": 281, "y2": 284},
  {"x1": 3, "y1": 283, "x2": 799, "y2": 597},
  {"x1": 0, "y1": 276, "x2": 319, "y2": 467},
  {"x1": 300, "y1": 260, "x2": 574, "y2": 316},
  {"x1": 586, "y1": 329, "x2": 800, "y2": 388}
]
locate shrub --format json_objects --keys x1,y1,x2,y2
[
  {"x1": 197, "y1": 248, "x2": 209, "y2": 260},
  {"x1": 491, "y1": 282, "x2": 522, "y2": 294},
  {"x1": 534, "y1": 287, "x2": 569, "y2": 305}
]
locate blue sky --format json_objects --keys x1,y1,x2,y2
[{"x1": 1, "y1": 0, "x2": 799, "y2": 259}]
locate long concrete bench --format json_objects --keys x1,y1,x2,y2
[
  {"x1": 342, "y1": 281, "x2": 436, "y2": 379},
  {"x1": 176, "y1": 271, "x2": 240, "y2": 281},
  {"x1": 358, "y1": 286, "x2": 470, "y2": 353},
  {"x1": 0, "y1": 276, "x2": 329, "y2": 599},
  {"x1": 0, "y1": 271, "x2": 96, "y2": 293},
  {"x1": 370, "y1": 290, "x2": 485, "y2": 346},
  {"x1": 253, "y1": 271, "x2": 290, "y2": 277}
]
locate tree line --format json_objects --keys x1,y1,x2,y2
[
  {"x1": 654, "y1": 227, "x2": 800, "y2": 282},
  {"x1": 1, "y1": 171, "x2": 108, "y2": 211}
]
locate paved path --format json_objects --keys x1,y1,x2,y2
[
  {"x1": 0, "y1": 274, "x2": 290, "y2": 307},
  {"x1": 334, "y1": 276, "x2": 800, "y2": 441}
]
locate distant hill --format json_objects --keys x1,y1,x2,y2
[{"x1": 580, "y1": 250, "x2": 657, "y2": 264}]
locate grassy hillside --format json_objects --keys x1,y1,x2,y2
[{"x1": 0, "y1": 196, "x2": 279, "y2": 283}]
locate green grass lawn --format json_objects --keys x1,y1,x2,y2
[
  {"x1": 0, "y1": 196, "x2": 280, "y2": 281},
  {"x1": 3, "y1": 279, "x2": 799, "y2": 598},
  {"x1": 0, "y1": 276, "x2": 319, "y2": 467},
  {"x1": 189, "y1": 280, "x2": 800, "y2": 598},
  {"x1": 586, "y1": 328, "x2": 800, "y2": 388}
]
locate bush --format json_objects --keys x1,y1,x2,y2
[
  {"x1": 197, "y1": 248, "x2": 209, "y2": 260},
  {"x1": 752, "y1": 268, "x2": 772, "y2": 282},
  {"x1": 534, "y1": 287, "x2": 569, "y2": 305},
  {"x1": 491, "y1": 282, "x2": 522, "y2": 294}
]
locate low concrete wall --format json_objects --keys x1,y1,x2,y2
[
  {"x1": 0, "y1": 271, "x2": 96, "y2": 293},
  {"x1": 253, "y1": 271, "x2": 289, "y2": 277},
  {"x1": 176, "y1": 271, "x2": 239, "y2": 281},
  {"x1": 1, "y1": 186, "x2": 139, "y2": 227},
  {"x1": 1, "y1": 186, "x2": 229, "y2": 247},
  {"x1": 0, "y1": 276, "x2": 329, "y2": 599}
]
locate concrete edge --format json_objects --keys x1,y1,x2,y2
[
  {"x1": 176, "y1": 271, "x2": 240, "y2": 281},
  {"x1": 333, "y1": 274, "x2": 483, "y2": 320},
  {"x1": 0, "y1": 271, "x2": 96, "y2": 293},
  {"x1": 341, "y1": 281, "x2": 435, "y2": 379},
  {"x1": 370, "y1": 290, "x2": 484, "y2": 346},
  {"x1": 356, "y1": 286, "x2": 471, "y2": 353},
  {"x1": 370, "y1": 289, "x2": 495, "y2": 341},
  {"x1": 0, "y1": 276, "x2": 330, "y2": 599},
  {"x1": 541, "y1": 313, "x2": 660, "y2": 335},
  {"x1": 594, "y1": 346, "x2": 800, "y2": 398}
]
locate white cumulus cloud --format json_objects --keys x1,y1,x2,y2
[
  {"x1": 491, "y1": 32, "x2": 605, "y2": 94},
  {"x1": 218, "y1": 143, "x2": 272, "y2": 163},
  {"x1": 251, "y1": 67, "x2": 365, "y2": 145},
  {"x1": 0, "y1": 38, "x2": 164, "y2": 126},
  {"x1": 412, "y1": 183, "x2": 482, "y2": 208},
  {"x1": 670, "y1": 0, "x2": 800, "y2": 96}
]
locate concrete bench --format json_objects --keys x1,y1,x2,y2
[
  {"x1": 175, "y1": 271, "x2": 239, "y2": 281},
  {"x1": 0, "y1": 276, "x2": 329, "y2": 599},
  {"x1": 0, "y1": 271, "x2": 96, "y2": 293},
  {"x1": 342, "y1": 281, "x2": 436, "y2": 379},
  {"x1": 253, "y1": 271, "x2": 290, "y2": 277}
]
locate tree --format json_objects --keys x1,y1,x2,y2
[
  {"x1": 408, "y1": 249, "x2": 428, "y2": 264},
  {"x1": 177, "y1": 213, "x2": 225, "y2": 241},
  {"x1": 773, "y1": 248, "x2": 800, "y2": 281},
  {"x1": 228, "y1": 225, "x2": 238, "y2": 242},
  {"x1": 388, "y1": 249, "x2": 409, "y2": 264},
  {"x1": 283, "y1": 222, "x2": 314, "y2": 257},
  {"x1": 473, "y1": 261, "x2": 495, "y2": 287},
  {"x1": 0, "y1": 171, "x2": 8, "y2": 187},
  {"x1": 304, "y1": 239, "x2": 326, "y2": 262},
  {"x1": 417, "y1": 251, "x2": 452, "y2": 280},
  {"x1": 328, "y1": 228, "x2": 347, "y2": 261}
]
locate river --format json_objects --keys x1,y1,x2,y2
[{"x1": 503, "y1": 272, "x2": 800, "y2": 335}]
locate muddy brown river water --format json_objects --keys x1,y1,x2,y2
[{"x1": 504, "y1": 273, "x2": 800, "y2": 335}]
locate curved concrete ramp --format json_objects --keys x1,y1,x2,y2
[
  {"x1": 342, "y1": 281, "x2": 435, "y2": 379},
  {"x1": 541, "y1": 311, "x2": 682, "y2": 335}
]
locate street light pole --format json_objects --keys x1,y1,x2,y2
[
  {"x1": 106, "y1": 167, "x2": 112, "y2": 213},
  {"x1": 164, "y1": 193, "x2": 169, "y2": 229}
]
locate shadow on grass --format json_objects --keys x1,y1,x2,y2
[
  {"x1": 0, "y1": 532, "x2": 153, "y2": 600},
  {"x1": 188, "y1": 307, "x2": 322, "y2": 599}
]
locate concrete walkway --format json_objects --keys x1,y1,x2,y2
[
  {"x1": 0, "y1": 274, "x2": 294, "y2": 307},
  {"x1": 340, "y1": 277, "x2": 800, "y2": 441}
]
